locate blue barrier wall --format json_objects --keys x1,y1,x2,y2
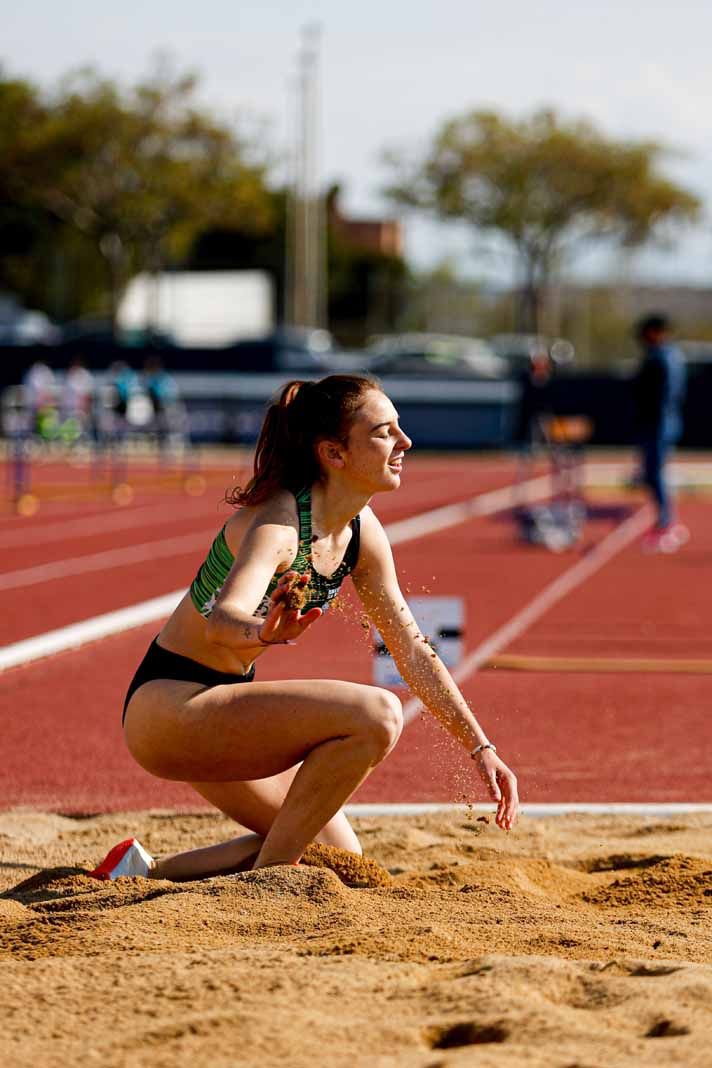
[{"x1": 2, "y1": 345, "x2": 710, "y2": 447}]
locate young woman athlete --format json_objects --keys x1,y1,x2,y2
[{"x1": 91, "y1": 375, "x2": 519, "y2": 882}]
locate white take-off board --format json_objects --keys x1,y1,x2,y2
[{"x1": 372, "y1": 596, "x2": 464, "y2": 687}]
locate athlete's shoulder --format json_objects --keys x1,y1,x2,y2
[
  {"x1": 223, "y1": 489, "x2": 300, "y2": 552},
  {"x1": 256, "y1": 488, "x2": 301, "y2": 527},
  {"x1": 228, "y1": 489, "x2": 298, "y2": 528}
]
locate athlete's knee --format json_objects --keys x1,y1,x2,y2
[{"x1": 362, "y1": 688, "x2": 403, "y2": 757}]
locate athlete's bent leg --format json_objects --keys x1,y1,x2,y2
[
  {"x1": 149, "y1": 832, "x2": 263, "y2": 881},
  {"x1": 253, "y1": 688, "x2": 402, "y2": 867},
  {"x1": 124, "y1": 677, "x2": 403, "y2": 869},
  {"x1": 149, "y1": 770, "x2": 362, "y2": 882},
  {"x1": 191, "y1": 769, "x2": 362, "y2": 852}
]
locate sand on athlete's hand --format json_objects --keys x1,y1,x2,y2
[{"x1": 281, "y1": 574, "x2": 309, "y2": 611}]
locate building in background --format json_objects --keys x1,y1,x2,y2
[{"x1": 327, "y1": 187, "x2": 403, "y2": 259}]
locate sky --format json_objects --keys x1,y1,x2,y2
[{"x1": 5, "y1": 0, "x2": 712, "y2": 286}]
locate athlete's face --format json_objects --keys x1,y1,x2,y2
[{"x1": 341, "y1": 390, "x2": 412, "y2": 492}]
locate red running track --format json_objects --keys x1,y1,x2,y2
[
  {"x1": 1, "y1": 454, "x2": 711, "y2": 811},
  {"x1": 0, "y1": 456, "x2": 516, "y2": 644}
]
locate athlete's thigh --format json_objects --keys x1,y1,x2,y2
[
  {"x1": 191, "y1": 771, "x2": 361, "y2": 851},
  {"x1": 124, "y1": 675, "x2": 388, "y2": 783}
]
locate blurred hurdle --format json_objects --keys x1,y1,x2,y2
[
  {"x1": 1, "y1": 381, "x2": 206, "y2": 515},
  {"x1": 514, "y1": 414, "x2": 593, "y2": 551},
  {"x1": 1, "y1": 385, "x2": 38, "y2": 515},
  {"x1": 543, "y1": 415, "x2": 593, "y2": 507}
]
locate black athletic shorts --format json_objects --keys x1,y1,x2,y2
[{"x1": 122, "y1": 637, "x2": 255, "y2": 725}]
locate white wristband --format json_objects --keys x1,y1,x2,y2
[{"x1": 470, "y1": 742, "x2": 497, "y2": 759}]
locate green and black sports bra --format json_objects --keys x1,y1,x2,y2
[{"x1": 190, "y1": 486, "x2": 361, "y2": 620}]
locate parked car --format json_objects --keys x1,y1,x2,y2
[
  {"x1": 0, "y1": 296, "x2": 59, "y2": 345},
  {"x1": 365, "y1": 333, "x2": 509, "y2": 378},
  {"x1": 58, "y1": 318, "x2": 176, "y2": 349},
  {"x1": 227, "y1": 328, "x2": 336, "y2": 373},
  {"x1": 490, "y1": 334, "x2": 575, "y2": 369}
]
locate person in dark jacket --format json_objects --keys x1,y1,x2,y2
[
  {"x1": 633, "y1": 314, "x2": 688, "y2": 552},
  {"x1": 514, "y1": 347, "x2": 554, "y2": 452}
]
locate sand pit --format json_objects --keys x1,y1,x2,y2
[{"x1": 1, "y1": 809, "x2": 711, "y2": 1067}]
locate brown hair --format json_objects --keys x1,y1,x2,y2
[{"x1": 228, "y1": 373, "x2": 382, "y2": 507}]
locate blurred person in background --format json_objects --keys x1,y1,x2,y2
[
  {"x1": 513, "y1": 346, "x2": 554, "y2": 499},
  {"x1": 142, "y1": 356, "x2": 186, "y2": 452},
  {"x1": 633, "y1": 314, "x2": 688, "y2": 553},
  {"x1": 22, "y1": 360, "x2": 58, "y2": 439},
  {"x1": 106, "y1": 360, "x2": 153, "y2": 431},
  {"x1": 108, "y1": 360, "x2": 140, "y2": 421},
  {"x1": 60, "y1": 358, "x2": 95, "y2": 442},
  {"x1": 143, "y1": 356, "x2": 178, "y2": 419}
]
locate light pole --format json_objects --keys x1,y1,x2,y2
[{"x1": 286, "y1": 24, "x2": 326, "y2": 331}]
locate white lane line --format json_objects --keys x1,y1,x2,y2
[
  {"x1": 403, "y1": 504, "x2": 652, "y2": 724},
  {"x1": 0, "y1": 476, "x2": 547, "y2": 589},
  {"x1": 0, "y1": 474, "x2": 549, "y2": 671},
  {"x1": 387, "y1": 475, "x2": 552, "y2": 545},
  {"x1": 346, "y1": 801, "x2": 712, "y2": 818},
  {"x1": 0, "y1": 592, "x2": 186, "y2": 671},
  {"x1": 0, "y1": 501, "x2": 227, "y2": 551},
  {"x1": 0, "y1": 532, "x2": 211, "y2": 592}
]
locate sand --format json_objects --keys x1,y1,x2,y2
[{"x1": 1, "y1": 809, "x2": 711, "y2": 1067}]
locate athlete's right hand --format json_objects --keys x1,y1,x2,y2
[{"x1": 259, "y1": 571, "x2": 322, "y2": 645}]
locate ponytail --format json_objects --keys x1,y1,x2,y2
[{"x1": 227, "y1": 374, "x2": 380, "y2": 508}]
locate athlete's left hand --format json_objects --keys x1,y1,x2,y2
[
  {"x1": 259, "y1": 571, "x2": 322, "y2": 644},
  {"x1": 472, "y1": 750, "x2": 519, "y2": 831}
]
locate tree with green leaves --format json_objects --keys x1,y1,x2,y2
[
  {"x1": 385, "y1": 109, "x2": 701, "y2": 332},
  {"x1": 0, "y1": 74, "x2": 56, "y2": 309},
  {"x1": 0, "y1": 62, "x2": 274, "y2": 329}
]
